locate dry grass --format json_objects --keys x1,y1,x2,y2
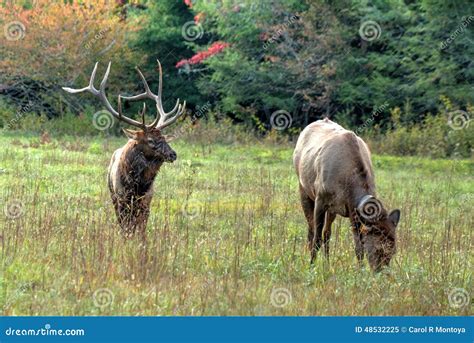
[{"x1": 0, "y1": 132, "x2": 472, "y2": 315}]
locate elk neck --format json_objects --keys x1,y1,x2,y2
[
  {"x1": 347, "y1": 157, "x2": 377, "y2": 212},
  {"x1": 119, "y1": 140, "x2": 164, "y2": 196}
]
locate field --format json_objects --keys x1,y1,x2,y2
[{"x1": 0, "y1": 132, "x2": 472, "y2": 316}]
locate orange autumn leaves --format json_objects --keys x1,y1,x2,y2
[{"x1": 1, "y1": 1, "x2": 137, "y2": 85}]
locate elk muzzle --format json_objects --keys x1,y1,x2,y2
[{"x1": 165, "y1": 150, "x2": 177, "y2": 162}]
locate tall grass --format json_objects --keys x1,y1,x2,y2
[{"x1": 0, "y1": 131, "x2": 472, "y2": 315}]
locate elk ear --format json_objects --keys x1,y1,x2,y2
[
  {"x1": 123, "y1": 128, "x2": 140, "y2": 140},
  {"x1": 163, "y1": 134, "x2": 176, "y2": 142},
  {"x1": 388, "y1": 209, "x2": 401, "y2": 227}
]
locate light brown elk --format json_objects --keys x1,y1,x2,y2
[
  {"x1": 63, "y1": 60, "x2": 186, "y2": 239},
  {"x1": 293, "y1": 118, "x2": 400, "y2": 272}
]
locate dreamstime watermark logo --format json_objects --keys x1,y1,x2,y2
[
  {"x1": 4, "y1": 323, "x2": 85, "y2": 337},
  {"x1": 93, "y1": 288, "x2": 114, "y2": 309},
  {"x1": 441, "y1": 16, "x2": 474, "y2": 50},
  {"x1": 181, "y1": 199, "x2": 203, "y2": 220},
  {"x1": 195, "y1": 101, "x2": 211, "y2": 119},
  {"x1": 270, "y1": 110, "x2": 292, "y2": 130},
  {"x1": 4, "y1": 200, "x2": 24, "y2": 219},
  {"x1": 92, "y1": 110, "x2": 115, "y2": 131},
  {"x1": 4, "y1": 21, "x2": 26, "y2": 41},
  {"x1": 83, "y1": 27, "x2": 113, "y2": 56},
  {"x1": 171, "y1": 101, "x2": 211, "y2": 139},
  {"x1": 2, "y1": 282, "x2": 32, "y2": 310},
  {"x1": 355, "y1": 102, "x2": 389, "y2": 134},
  {"x1": 61, "y1": 27, "x2": 115, "y2": 83},
  {"x1": 447, "y1": 288, "x2": 470, "y2": 308},
  {"x1": 270, "y1": 287, "x2": 292, "y2": 308},
  {"x1": 447, "y1": 110, "x2": 470, "y2": 130},
  {"x1": 263, "y1": 15, "x2": 299, "y2": 50},
  {"x1": 357, "y1": 196, "x2": 382, "y2": 222},
  {"x1": 5, "y1": 101, "x2": 34, "y2": 130},
  {"x1": 359, "y1": 21, "x2": 382, "y2": 42},
  {"x1": 458, "y1": 193, "x2": 473, "y2": 205},
  {"x1": 182, "y1": 21, "x2": 204, "y2": 41}
]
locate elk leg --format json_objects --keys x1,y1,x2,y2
[
  {"x1": 299, "y1": 185, "x2": 315, "y2": 251},
  {"x1": 323, "y1": 212, "x2": 336, "y2": 259},
  {"x1": 310, "y1": 201, "x2": 325, "y2": 264},
  {"x1": 351, "y1": 219, "x2": 364, "y2": 264},
  {"x1": 115, "y1": 201, "x2": 134, "y2": 237}
]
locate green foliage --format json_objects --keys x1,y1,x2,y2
[
  {"x1": 1, "y1": 97, "x2": 471, "y2": 157},
  {"x1": 193, "y1": 0, "x2": 339, "y2": 127},
  {"x1": 128, "y1": 0, "x2": 205, "y2": 107},
  {"x1": 183, "y1": 0, "x2": 474, "y2": 134},
  {"x1": 0, "y1": 100, "x2": 121, "y2": 136},
  {"x1": 1, "y1": 0, "x2": 473, "y2": 157},
  {"x1": 332, "y1": 0, "x2": 474, "y2": 127},
  {"x1": 363, "y1": 108, "x2": 473, "y2": 158}
]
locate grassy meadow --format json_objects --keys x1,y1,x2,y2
[{"x1": 0, "y1": 131, "x2": 472, "y2": 316}]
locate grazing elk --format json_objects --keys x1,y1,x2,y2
[
  {"x1": 293, "y1": 118, "x2": 400, "y2": 272},
  {"x1": 63, "y1": 60, "x2": 186, "y2": 238}
]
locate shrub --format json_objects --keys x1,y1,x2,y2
[{"x1": 363, "y1": 109, "x2": 473, "y2": 158}]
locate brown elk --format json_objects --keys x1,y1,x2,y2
[
  {"x1": 293, "y1": 118, "x2": 400, "y2": 272},
  {"x1": 63, "y1": 60, "x2": 186, "y2": 239}
]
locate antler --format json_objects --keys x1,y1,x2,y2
[
  {"x1": 121, "y1": 60, "x2": 186, "y2": 130},
  {"x1": 62, "y1": 60, "x2": 186, "y2": 131},
  {"x1": 62, "y1": 62, "x2": 146, "y2": 129}
]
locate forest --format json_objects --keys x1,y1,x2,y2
[{"x1": 1, "y1": 0, "x2": 472, "y2": 157}]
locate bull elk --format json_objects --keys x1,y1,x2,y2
[
  {"x1": 293, "y1": 118, "x2": 400, "y2": 272},
  {"x1": 63, "y1": 60, "x2": 186, "y2": 238}
]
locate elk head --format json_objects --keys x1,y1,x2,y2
[
  {"x1": 356, "y1": 195, "x2": 401, "y2": 272},
  {"x1": 123, "y1": 128, "x2": 177, "y2": 163}
]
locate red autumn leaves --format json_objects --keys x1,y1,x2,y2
[
  {"x1": 178, "y1": 0, "x2": 229, "y2": 69},
  {"x1": 176, "y1": 41, "x2": 230, "y2": 69}
]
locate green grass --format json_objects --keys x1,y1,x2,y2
[{"x1": 0, "y1": 132, "x2": 472, "y2": 316}]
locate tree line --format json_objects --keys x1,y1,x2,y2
[{"x1": 1, "y1": 0, "x2": 473, "y2": 136}]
